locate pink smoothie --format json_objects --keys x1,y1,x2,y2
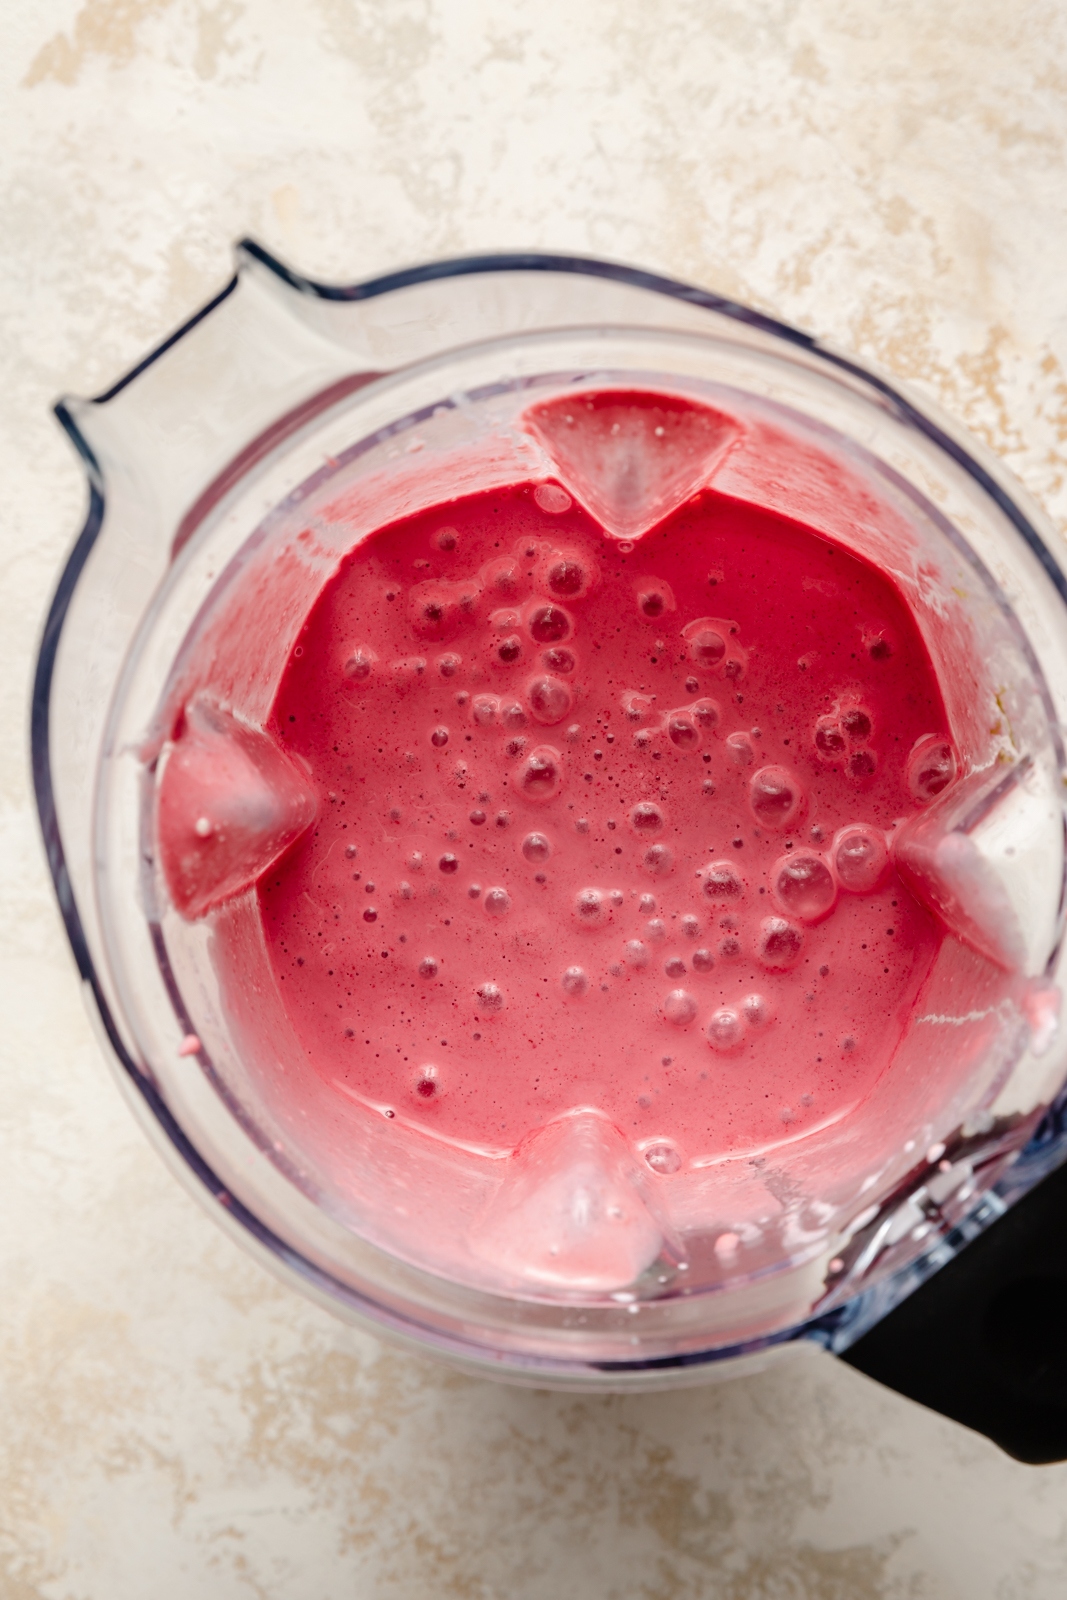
[{"x1": 237, "y1": 393, "x2": 954, "y2": 1171}]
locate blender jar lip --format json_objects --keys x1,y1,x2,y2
[{"x1": 30, "y1": 243, "x2": 1067, "y2": 1381}]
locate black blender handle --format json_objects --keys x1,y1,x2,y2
[{"x1": 841, "y1": 1157, "x2": 1067, "y2": 1463}]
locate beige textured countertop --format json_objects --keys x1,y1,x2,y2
[{"x1": 5, "y1": 3, "x2": 1067, "y2": 1595}]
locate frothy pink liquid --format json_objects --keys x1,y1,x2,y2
[{"x1": 256, "y1": 426, "x2": 950, "y2": 1166}]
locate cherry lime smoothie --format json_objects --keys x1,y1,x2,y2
[{"x1": 170, "y1": 391, "x2": 956, "y2": 1177}]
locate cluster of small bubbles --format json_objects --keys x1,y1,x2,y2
[
  {"x1": 439, "y1": 853, "x2": 458, "y2": 874},
  {"x1": 643, "y1": 843, "x2": 673, "y2": 876},
  {"x1": 726, "y1": 731, "x2": 754, "y2": 766},
  {"x1": 522, "y1": 831, "x2": 552, "y2": 863},
  {"x1": 476, "y1": 982, "x2": 504, "y2": 1013},
  {"x1": 625, "y1": 939, "x2": 650, "y2": 968},
  {"x1": 663, "y1": 989, "x2": 698, "y2": 1026},
  {"x1": 484, "y1": 887, "x2": 511, "y2": 917},
  {"x1": 505, "y1": 736, "x2": 527, "y2": 757},
  {"x1": 561, "y1": 966, "x2": 588, "y2": 996},
  {"x1": 707, "y1": 1007, "x2": 744, "y2": 1050},
  {"x1": 749, "y1": 766, "x2": 801, "y2": 829},
  {"x1": 774, "y1": 853, "x2": 837, "y2": 922},
  {"x1": 692, "y1": 948, "x2": 714, "y2": 972},
  {"x1": 344, "y1": 647, "x2": 375, "y2": 680},
  {"x1": 834, "y1": 825, "x2": 889, "y2": 892},
  {"x1": 758, "y1": 916, "x2": 803, "y2": 969},
  {"x1": 634, "y1": 729, "x2": 652, "y2": 750},
  {"x1": 574, "y1": 888, "x2": 607, "y2": 926},
  {"x1": 681, "y1": 915, "x2": 700, "y2": 939},
  {"x1": 665, "y1": 955, "x2": 686, "y2": 978},
  {"x1": 630, "y1": 801, "x2": 664, "y2": 834},
  {"x1": 437, "y1": 652, "x2": 461, "y2": 677},
  {"x1": 515, "y1": 746, "x2": 562, "y2": 801},
  {"x1": 528, "y1": 675, "x2": 572, "y2": 724},
  {"x1": 529, "y1": 604, "x2": 571, "y2": 643},
  {"x1": 643, "y1": 1142, "x2": 682, "y2": 1175},
  {"x1": 431, "y1": 726, "x2": 449, "y2": 747},
  {"x1": 701, "y1": 861, "x2": 743, "y2": 901},
  {"x1": 418, "y1": 956, "x2": 438, "y2": 978},
  {"x1": 908, "y1": 734, "x2": 957, "y2": 803}
]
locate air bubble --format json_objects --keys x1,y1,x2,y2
[
  {"x1": 663, "y1": 990, "x2": 698, "y2": 1026},
  {"x1": 758, "y1": 916, "x2": 803, "y2": 969},
  {"x1": 749, "y1": 766, "x2": 801, "y2": 829},
  {"x1": 707, "y1": 1008, "x2": 744, "y2": 1050},
  {"x1": 646, "y1": 918, "x2": 666, "y2": 941},
  {"x1": 684, "y1": 624, "x2": 726, "y2": 668},
  {"x1": 643, "y1": 844, "x2": 674, "y2": 876},
  {"x1": 522, "y1": 831, "x2": 552, "y2": 863},
  {"x1": 345, "y1": 844, "x2": 358, "y2": 859},
  {"x1": 849, "y1": 749, "x2": 877, "y2": 780},
  {"x1": 625, "y1": 940, "x2": 650, "y2": 968},
  {"x1": 497, "y1": 635, "x2": 523, "y2": 664},
  {"x1": 643, "y1": 1143, "x2": 682, "y2": 1175},
  {"x1": 484, "y1": 887, "x2": 511, "y2": 917},
  {"x1": 500, "y1": 701, "x2": 528, "y2": 730},
  {"x1": 726, "y1": 732, "x2": 754, "y2": 766},
  {"x1": 534, "y1": 484, "x2": 572, "y2": 513},
  {"x1": 548, "y1": 557, "x2": 587, "y2": 597},
  {"x1": 543, "y1": 646, "x2": 575, "y2": 673},
  {"x1": 574, "y1": 888, "x2": 608, "y2": 926},
  {"x1": 639, "y1": 893, "x2": 657, "y2": 913},
  {"x1": 439, "y1": 853, "x2": 459, "y2": 873},
  {"x1": 344, "y1": 648, "x2": 376, "y2": 680},
  {"x1": 773, "y1": 853, "x2": 836, "y2": 922},
  {"x1": 436, "y1": 653, "x2": 461, "y2": 677},
  {"x1": 528, "y1": 675, "x2": 573, "y2": 725},
  {"x1": 700, "y1": 861, "x2": 743, "y2": 901},
  {"x1": 472, "y1": 694, "x2": 499, "y2": 726},
  {"x1": 691, "y1": 699, "x2": 720, "y2": 729},
  {"x1": 636, "y1": 580, "x2": 675, "y2": 619},
  {"x1": 561, "y1": 966, "x2": 589, "y2": 996},
  {"x1": 814, "y1": 718, "x2": 846, "y2": 758},
  {"x1": 514, "y1": 746, "x2": 563, "y2": 802},
  {"x1": 630, "y1": 801, "x2": 664, "y2": 834},
  {"x1": 842, "y1": 707, "x2": 872, "y2": 742},
  {"x1": 680, "y1": 915, "x2": 700, "y2": 938},
  {"x1": 431, "y1": 726, "x2": 449, "y2": 747},
  {"x1": 834, "y1": 826, "x2": 889, "y2": 893},
  {"x1": 692, "y1": 948, "x2": 714, "y2": 972},
  {"x1": 528, "y1": 604, "x2": 571, "y2": 643},
  {"x1": 718, "y1": 935, "x2": 741, "y2": 959},
  {"x1": 469, "y1": 809, "x2": 487, "y2": 825},
  {"x1": 907, "y1": 735, "x2": 956, "y2": 803},
  {"x1": 435, "y1": 526, "x2": 458, "y2": 551},
  {"x1": 477, "y1": 983, "x2": 504, "y2": 1013},
  {"x1": 668, "y1": 715, "x2": 699, "y2": 749},
  {"x1": 664, "y1": 956, "x2": 686, "y2": 978},
  {"x1": 741, "y1": 993, "x2": 771, "y2": 1028}
]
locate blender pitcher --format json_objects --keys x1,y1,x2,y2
[{"x1": 32, "y1": 244, "x2": 1067, "y2": 1462}]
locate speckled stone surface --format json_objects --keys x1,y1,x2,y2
[{"x1": 5, "y1": 3, "x2": 1067, "y2": 1595}]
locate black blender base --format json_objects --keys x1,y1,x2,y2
[{"x1": 842, "y1": 1157, "x2": 1067, "y2": 1464}]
